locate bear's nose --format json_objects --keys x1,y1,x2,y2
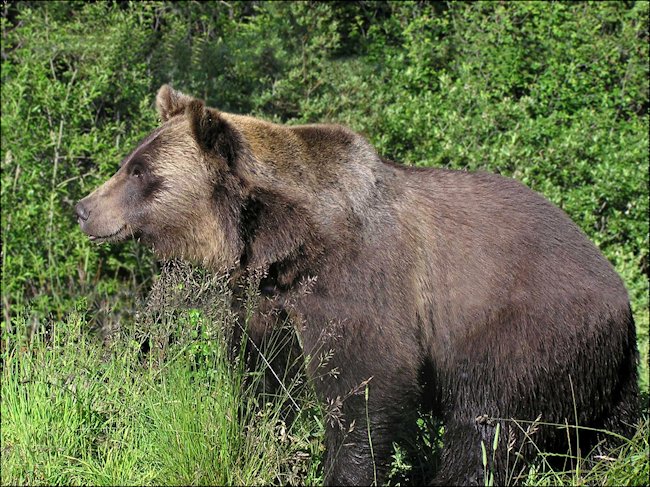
[{"x1": 75, "y1": 202, "x2": 89, "y2": 222}]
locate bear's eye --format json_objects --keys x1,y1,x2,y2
[{"x1": 131, "y1": 166, "x2": 144, "y2": 178}]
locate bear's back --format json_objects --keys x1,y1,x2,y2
[{"x1": 390, "y1": 166, "x2": 630, "y2": 355}]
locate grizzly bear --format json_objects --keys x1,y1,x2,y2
[{"x1": 76, "y1": 85, "x2": 639, "y2": 485}]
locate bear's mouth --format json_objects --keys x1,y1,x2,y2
[{"x1": 88, "y1": 225, "x2": 128, "y2": 243}]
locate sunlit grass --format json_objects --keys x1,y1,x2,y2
[
  {"x1": 0, "y1": 305, "x2": 323, "y2": 486},
  {"x1": 2, "y1": 299, "x2": 648, "y2": 486}
]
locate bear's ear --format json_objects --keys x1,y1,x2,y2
[
  {"x1": 156, "y1": 85, "x2": 193, "y2": 122},
  {"x1": 186, "y1": 99, "x2": 240, "y2": 167}
]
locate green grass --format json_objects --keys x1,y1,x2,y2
[
  {"x1": 1, "y1": 305, "x2": 323, "y2": 486},
  {"x1": 2, "y1": 293, "x2": 648, "y2": 486},
  {"x1": 521, "y1": 421, "x2": 650, "y2": 486},
  {"x1": 467, "y1": 413, "x2": 650, "y2": 487}
]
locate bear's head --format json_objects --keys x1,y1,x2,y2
[
  {"x1": 76, "y1": 85, "x2": 250, "y2": 270},
  {"x1": 76, "y1": 85, "x2": 358, "y2": 276}
]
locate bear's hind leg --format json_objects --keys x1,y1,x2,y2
[{"x1": 598, "y1": 330, "x2": 640, "y2": 446}]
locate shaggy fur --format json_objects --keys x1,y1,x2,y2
[{"x1": 77, "y1": 85, "x2": 639, "y2": 485}]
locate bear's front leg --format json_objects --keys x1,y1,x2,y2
[
  {"x1": 319, "y1": 381, "x2": 420, "y2": 486},
  {"x1": 298, "y1": 305, "x2": 424, "y2": 485},
  {"x1": 322, "y1": 400, "x2": 392, "y2": 485}
]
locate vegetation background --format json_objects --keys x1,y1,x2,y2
[{"x1": 1, "y1": 1, "x2": 648, "y2": 485}]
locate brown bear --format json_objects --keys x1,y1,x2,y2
[{"x1": 76, "y1": 85, "x2": 639, "y2": 485}]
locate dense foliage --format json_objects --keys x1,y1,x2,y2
[{"x1": 1, "y1": 1, "x2": 648, "y2": 485}]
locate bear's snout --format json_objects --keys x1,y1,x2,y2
[
  {"x1": 75, "y1": 191, "x2": 129, "y2": 243},
  {"x1": 75, "y1": 201, "x2": 90, "y2": 223}
]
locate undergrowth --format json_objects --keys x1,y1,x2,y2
[
  {"x1": 2, "y1": 262, "x2": 648, "y2": 486},
  {"x1": 1, "y1": 265, "x2": 323, "y2": 486}
]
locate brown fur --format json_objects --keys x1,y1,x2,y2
[{"x1": 77, "y1": 86, "x2": 639, "y2": 485}]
